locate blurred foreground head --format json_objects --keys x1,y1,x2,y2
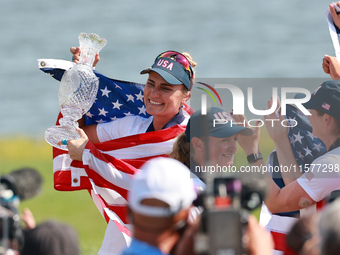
[
  {"x1": 128, "y1": 157, "x2": 198, "y2": 254},
  {"x1": 129, "y1": 157, "x2": 197, "y2": 218},
  {"x1": 319, "y1": 198, "x2": 340, "y2": 255},
  {"x1": 286, "y1": 215, "x2": 319, "y2": 255},
  {"x1": 22, "y1": 221, "x2": 79, "y2": 255}
]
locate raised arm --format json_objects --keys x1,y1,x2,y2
[
  {"x1": 264, "y1": 178, "x2": 316, "y2": 213},
  {"x1": 264, "y1": 98, "x2": 300, "y2": 184},
  {"x1": 233, "y1": 110, "x2": 315, "y2": 214}
]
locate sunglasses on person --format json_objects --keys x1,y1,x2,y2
[{"x1": 155, "y1": 51, "x2": 194, "y2": 79}]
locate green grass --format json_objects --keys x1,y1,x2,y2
[{"x1": 0, "y1": 128, "x2": 274, "y2": 254}]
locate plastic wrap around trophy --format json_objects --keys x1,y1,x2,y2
[{"x1": 45, "y1": 33, "x2": 107, "y2": 150}]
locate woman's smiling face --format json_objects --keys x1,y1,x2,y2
[
  {"x1": 204, "y1": 134, "x2": 239, "y2": 167},
  {"x1": 144, "y1": 71, "x2": 190, "y2": 119}
]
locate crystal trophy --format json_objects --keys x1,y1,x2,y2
[{"x1": 45, "y1": 33, "x2": 107, "y2": 150}]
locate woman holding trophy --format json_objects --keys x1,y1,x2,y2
[
  {"x1": 55, "y1": 46, "x2": 196, "y2": 255},
  {"x1": 61, "y1": 47, "x2": 195, "y2": 159}
]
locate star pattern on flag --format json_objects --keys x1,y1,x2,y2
[
  {"x1": 124, "y1": 111, "x2": 133, "y2": 116},
  {"x1": 112, "y1": 100, "x2": 123, "y2": 110},
  {"x1": 293, "y1": 131, "x2": 304, "y2": 144},
  {"x1": 307, "y1": 131, "x2": 316, "y2": 140},
  {"x1": 303, "y1": 146, "x2": 312, "y2": 157},
  {"x1": 86, "y1": 111, "x2": 94, "y2": 118},
  {"x1": 297, "y1": 150, "x2": 304, "y2": 160},
  {"x1": 80, "y1": 72, "x2": 151, "y2": 125},
  {"x1": 39, "y1": 66, "x2": 152, "y2": 125},
  {"x1": 126, "y1": 94, "x2": 135, "y2": 102},
  {"x1": 114, "y1": 83, "x2": 123, "y2": 90},
  {"x1": 287, "y1": 117, "x2": 297, "y2": 126},
  {"x1": 138, "y1": 105, "x2": 147, "y2": 115},
  {"x1": 135, "y1": 91, "x2": 144, "y2": 102},
  {"x1": 96, "y1": 119, "x2": 105, "y2": 124},
  {"x1": 289, "y1": 135, "x2": 297, "y2": 147},
  {"x1": 98, "y1": 107, "x2": 109, "y2": 116},
  {"x1": 313, "y1": 143, "x2": 324, "y2": 152},
  {"x1": 100, "y1": 86, "x2": 111, "y2": 97},
  {"x1": 286, "y1": 105, "x2": 327, "y2": 169}
]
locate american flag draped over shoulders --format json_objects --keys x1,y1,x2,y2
[
  {"x1": 270, "y1": 105, "x2": 327, "y2": 191},
  {"x1": 263, "y1": 104, "x2": 327, "y2": 255},
  {"x1": 286, "y1": 105, "x2": 326, "y2": 168},
  {"x1": 38, "y1": 59, "x2": 190, "y2": 254}
]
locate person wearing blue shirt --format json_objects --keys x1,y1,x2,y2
[{"x1": 120, "y1": 157, "x2": 197, "y2": 255}]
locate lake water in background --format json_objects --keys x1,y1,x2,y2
[{"x1": 0, "y1": 0, "x2": 335, "y2": 137}]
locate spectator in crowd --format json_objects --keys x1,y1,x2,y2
[
  {"x1": 286, "y1": 214, "x2": 320, "y2": 255},
  {"x1": 121, "y1": 157, "x2": 197, "y2": 255},
  {"x1": 21, "y1": 208, "x2": 80, "y2": 255},
  {"x1": 318, "y1": 198, "x2": 340, "y2": 255},
  {"x1": 122, "y1": 157, "x2": 274, "y2": 255},
  {"x1": 22, "y1": 221, "x2": 79, "y2": 255},
  {"x1": 170, "y1": 107, "x2": 253, "y2": 180}
]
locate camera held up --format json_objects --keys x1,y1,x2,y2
[
  {"x1": 193, "y1": 173, "x2": 268, "y2": 255},
  {"x1": 0, "y1": 168, "x2": 43, "y2": 254}
]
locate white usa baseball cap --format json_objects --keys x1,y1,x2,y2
[{"x1": 129, "y1": 157, "x2": 197, "y2": 217}]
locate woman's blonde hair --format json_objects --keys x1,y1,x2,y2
[
  {"x1": 181, "y1": 52, "x2": 197, "y2": 79},
  {"x1": 181, "y1": 52, "x2": 196, "y2": 92},
  {"x1": 169, "y1": 132, "x2": 190, "y2": 168}
]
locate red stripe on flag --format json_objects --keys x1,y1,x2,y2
[
  {"x1": 113, "y1": 219, "x2": 131, "y2": 237},
  {"x1": 51, "y1": 109, "x2": 190, "y2": 233},
  {"x1": 270, "y1": 231, "x2": 299, "y2": 255},
  {"x1": 85, "y1": 141, "x2": 139, "y2": 174},
  {"x1": 94, "y1": 125, "x2": 185, "y2": 151},
  {"x1": 85, "y1": 168, "x2": 129, "y2": 200},
  {"x1": 270, "y1": 231, "x2": 286, "y2": 252},
  {"x1": 53, "y1": 171, "x2": 92, "y2": 191},
  {"x1": 316, "y1": 199, "x2": 327, "y2": 210}
]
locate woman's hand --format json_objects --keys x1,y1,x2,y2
[
  {"x1": 22, "y1": 208, "x2": 36, "y2": 230},
  {"x1": 70, "y1": 46, "x2": 100, "y2": 67},
  {"x1": 264, "y1": 97, "x2": 287, "y2": 144},
  {"x1": 322, "y1": 54, "x2": 340, "y2": 79},
  {"x1": 57, "y1": 127, "x2": 89, "y2": 161},
  {"x1": 245, "y1": 215, "x2": 274, "y2": 255},
  {"x1": 232, "y1": 113, "x2": 261, "y2": 156}
]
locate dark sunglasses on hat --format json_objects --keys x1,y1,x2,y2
[
  {"x1": 140, "y1": 50, "x2": 194, "y2": 91},
  {"x1": 155, "y1": 51, "x2": 194, "y2": 79}
]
